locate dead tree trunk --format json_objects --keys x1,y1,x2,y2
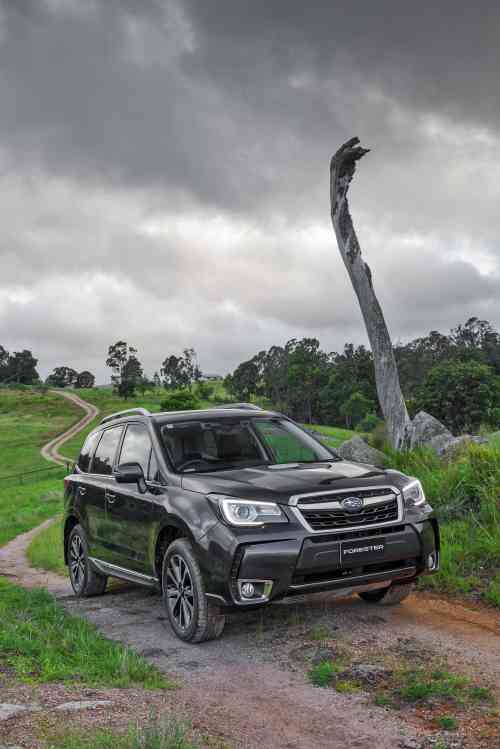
[{"x1": 330, "y1": 137, "x2": 411, "y2": 449}]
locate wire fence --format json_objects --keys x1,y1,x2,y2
[{"x1": 0, "y1": 462, "x2": 72, "y2": 485}]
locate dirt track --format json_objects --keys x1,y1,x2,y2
[
  {"x1": 40, "y1": 390, "x2": 99, "y2": 465},
  {"x1": 2, "y1": 520, "x2": 499, "y2": 749}
]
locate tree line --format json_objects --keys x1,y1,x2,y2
[
  {"x1": 105, "y1": 341, "x2": 202, "y2": 399},
  {"x1": 0, "y1": 345, "x2": 95, "y2": 389},
  {"x1": 224, "y1": 317, "x2": 500, "y2": 434}
]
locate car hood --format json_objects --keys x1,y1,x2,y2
[{"x1": 181, "y1": 461, "x2": 399, "y2": 503}]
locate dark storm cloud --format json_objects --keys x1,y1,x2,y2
[{"x1": 0, "y1": 0, "x2": 499, "y2": 380}]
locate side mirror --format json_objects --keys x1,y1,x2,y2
[{"x1": 114, "y1": 462, "x2": 147, "y2": 493}]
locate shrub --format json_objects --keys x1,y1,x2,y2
[
  {"x1": 355, "y1": 412, "x2": 381, "y2": 433},
  {"x1": 160, "y1": 391, "x2": 200, "y2": 411},
  {"x1": 195, "y1": 381, "x2": 213, "y2": 400}
]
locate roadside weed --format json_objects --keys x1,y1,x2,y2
[
  {"x1": 45, "y1": 718, "x2": 200, "y2": 749},
  {"x1": 436, "y1": 716, "x2": 458, "y2": 731}
]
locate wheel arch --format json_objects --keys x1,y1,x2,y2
[
  {"x1": 63, "y1": 515, "x2": 80, "y2": 565},
  {"x1": 154, "y1": 516, "x2": 195, "y2": 582}
]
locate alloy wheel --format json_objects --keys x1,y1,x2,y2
[
  {"x1": 69, "y1": 533, "x2": 86, "y2": 591},
  {"x1": 166, "y1": 554, "x2": 194, "y2": 630}
]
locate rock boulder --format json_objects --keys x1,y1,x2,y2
[{"x1": 337, "y1": 435, "x2": 386, "y2": 467}]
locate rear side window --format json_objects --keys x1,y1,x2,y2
[
  {"x1": 118, "y1": 423, "x2": 152, "y2": 478},
  {"x1": 92, "y1": 427, "x2": 123, "y2": 475},
  {"x1": 78, "y1": 431, "x2": 100, "y2": 473}
]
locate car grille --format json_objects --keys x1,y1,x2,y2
[
  {"x1": 297, "y1": 487, "x2": 395, "y2": 505},
  {"x1": 298, "y1": 495, "x2": 399, "y2": 531}
]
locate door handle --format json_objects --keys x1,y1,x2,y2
[
  {"x1": 78, "y1": 487, "x2": 87, "y2": 496},
  {"x1": 106, "y1": 491, "x2": 117, "y2": 504}
]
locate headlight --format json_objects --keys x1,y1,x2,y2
[
  {"x1": 213, "y1": 495, "x2": 288, "y2": 527},
  {"x1": 402, "y1": 478, "x2": 426, "y2": 508}
]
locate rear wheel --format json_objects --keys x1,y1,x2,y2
[
  {"x1": 67, "y1": 524, "x2": 107, "y2": 597},
  {"x1": 162, "y1": 538, "x2": 225, "y2": 643},
  {"x1": 358, "y1": 581, "x2": 414, "y2": 605}
]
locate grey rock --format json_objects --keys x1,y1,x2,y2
[
  {"x1": 337, "y1": 435, "x2": 386, "y2": 467},
  {"x1": 0, "y1": 703, "x2": 39, "y2": 721},
  {"x1": 54, "y1": 700, "x2": 112, "y2": 711},
  {"x1": 409, "y1": 411, "x2": 452, "y2": 449},
  {"x1": 350, "y1": 663, "x2": 391, "y2": 684},
  {"x1": 427, "y1": 432, "x2": 457, "y2": 454},
  {"x1": 437, "y1": 434, "x2": 489, "y2": 458}
]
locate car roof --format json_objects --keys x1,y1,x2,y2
[{"x1": 153, "y1": 408, "x2": 282, "y2": 424}]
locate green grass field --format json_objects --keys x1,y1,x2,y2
[
  {"x1": 0, "y1": 387, "x2": 172, "y2": 693},
  {"x1": 302, "y1": 423, "x2": 355, "y2": 448},
  {"x1": 0, "y1": 388, "x2": 81, "y2": 476}
]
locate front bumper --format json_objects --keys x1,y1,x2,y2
[{"x1": 202, "y1": 518, "x2": 440, "y2": 608}]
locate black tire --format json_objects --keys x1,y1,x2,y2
[
  {"x1": 358, "y1": 581, "x2": 414, "y2": 605},
  {"x1": 67, "y1": 524, "x2": 107, "y2": 597},
  {"x1": 162, "y1": 538, "x2": 225, "y2": 643}
]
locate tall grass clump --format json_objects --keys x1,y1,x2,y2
[{"x1": 385, "y1": 443, "x2": 500, "y2": 604}]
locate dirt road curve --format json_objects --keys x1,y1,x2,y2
[{"x1": 40, "y1": 390, "x2": 99, "y2": 465}]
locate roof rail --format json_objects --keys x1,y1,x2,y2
[
  {"x1": 216, "y1": 403, "x2": 263, "y2": 411},
  {"x1": 100, "y1": 407, "x2": 151, "y2": 425}
]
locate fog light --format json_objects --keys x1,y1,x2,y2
[
  {"x1": 237, "y1": 580, "x2": 273, "y2": 602},
  {"x1": 241, "y1": 582, "x2": 255, "y2": 598}
]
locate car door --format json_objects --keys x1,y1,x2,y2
[
  {"x1": 86, "y1": 424, "x2": 124, "y2": 565},
  {"x1": 74, "y1": 429, "x2": 102, "y2": 553},
  {"x1": 105, "y1": 422, "x2": 157, "y2": 575}
]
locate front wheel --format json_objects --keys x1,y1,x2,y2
[
  {"x1": 162, "y1": 538, "x2": 225, "y2": 643},
  {"x1": 67, "y1": 524, "x2": 107, "y2": 597},
  {"x1": 358, "y1": 581, "x2": 414, "y2": 605}
]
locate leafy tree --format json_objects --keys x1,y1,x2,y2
[
  {"x1": 46, "y1": 366, "x2": 78, "y2": 388},
  {"x1": 4, "y1": 350, "x2": 39, "y2": 385},
  {"x1": 415, "y1": 360, "x2": 500, "y2": 433},
  {"x1": 106, "y1": 341, "x2": 142, "y2": 399},
  {"x1": 286, "y1": 338, "x2": 331, "y2": 423},
  {"x1": 161, "y1": 348, "x2": 200, "y2": 390},
  {"x1": 0, "y1": 345, "x2": 9, "y2": 382},
  {"x1": 340, "y1": 391, "x2": 375, "y2": 428},
  {"x1": 225, "y1": 358, "x2": 261, "y2": 401},
  {"x1": 153, "y1": 371, "x2": 161, "y2": 388},
  {"x1": 75, "y1": 371, "x2": 95, "y2": 389}
]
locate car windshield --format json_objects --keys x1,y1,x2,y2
[{"x1": 160, "y1": 417, "x2": 335, "y2": 473}]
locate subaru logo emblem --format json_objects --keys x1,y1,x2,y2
[{"x1": 341, "y1": 496, "x2": 364, "y2": 513}]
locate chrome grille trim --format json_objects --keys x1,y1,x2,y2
[{"x1": 290, "y1": 484, "x2": 403, "y2": 535}]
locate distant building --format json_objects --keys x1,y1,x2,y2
[{"x1": 199, "y1": 373, "x2": 222, "y2": 381}]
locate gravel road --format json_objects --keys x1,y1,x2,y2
[{"x1": 2, "y1": 522, "x2": 499, "y2": 749}]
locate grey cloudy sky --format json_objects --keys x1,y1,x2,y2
[{"x1": 1, "y1": 0, "x2": 499, "y2": 382}]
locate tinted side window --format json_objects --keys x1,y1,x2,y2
[
  {"x1": 78, "y1": 431, "x2": 101, "y2": 473},
  {"x1": 119, "y1": 423, "x2": 152, "y2": 478},
  {"x1": 92, "y1": 427, "x2": 123, "y2": 476}
]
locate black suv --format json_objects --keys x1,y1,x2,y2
[{"x1": 64, "y1": 406, "x2": 439, "y2": 643}]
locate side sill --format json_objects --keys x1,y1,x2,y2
[{"x1": 89, "y1": 557, "x2": 159, "y2": 588}]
